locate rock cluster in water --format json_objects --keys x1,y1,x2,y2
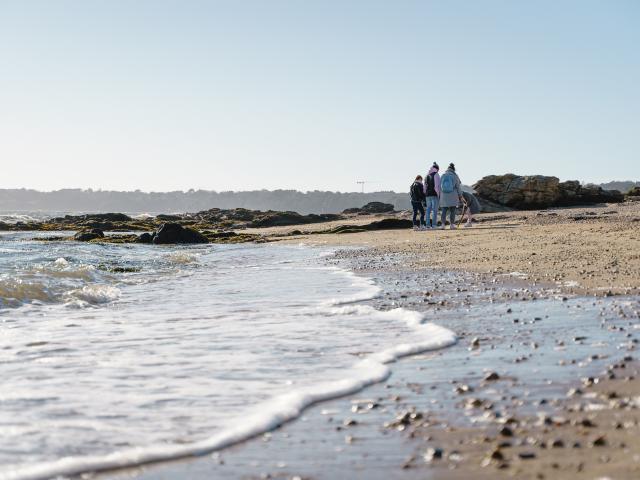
[
  {"x1": 135, "y1": 223, "x2": 209, "y2": 244},
  {"x1": 473, "y1": 174, "x2": 624, "y2": 210},
  {"x1": 0, "y1": 208, "x2": 347, "y2": 245}
]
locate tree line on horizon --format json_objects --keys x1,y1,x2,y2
[
  {"x1": 0, "y1": 181, "x2": 636, "y2": 215},
  {"x1": 0, "y1": 188, "x2": 409, "y2": 215}
]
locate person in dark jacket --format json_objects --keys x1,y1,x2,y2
[{"x1": 410, "y1": 175, "x2": 426, "y2": 230}]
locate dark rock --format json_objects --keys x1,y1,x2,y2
[
  {"x1": 343, "y1": 202, "x2": 395, "y2": 215},
  {"x1": 136, "y1": 232, "x2": 153, "y2": 244},
  {"x1": 246, "y1": 210, "x2": 341, "y2": 228},
  {"x1": 489, "y1": 448, "x2": 504, "y2": 461},
  {"x1": 324, "y1": 218, "x2": 413, "y2": 234},
  {"x1": 156, "y1": 214, "x2": 184, "y2": 221},
  {"x1": 363, "y1": 218, "x2": 413, "y2": 230},
  {"x1": 152, "y1": 223, "x2": 208, "y2": 244},
  {"x1": 74, "y1": 228, "x2": 104, "y2": 241},
  {"x1": 499, "y1": 426, "x2": 514, "y2": 437},
  {"x1": 60, "y1": 213, "x2": 132, "y2": 223},
  {"x1": 518, "y1": 452, "x2": 536, "y2": 459},
  {"x1": 484, "y1": 372, "x2": 500, "y2": 381},
  {"x1": 626, "y1": 186, "x2": 640, "y2": 199},
  {"x1": 424, "y1": 447, "x2": 443, "y2": 462}
]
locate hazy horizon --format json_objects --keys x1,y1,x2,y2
[
  {"x1": 1, "y1": 1, "x2": 639, "y2": 192},
  {"x1": 2, "y1": 176, "x2": 639, "y2": 195}
]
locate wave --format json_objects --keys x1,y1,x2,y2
[
  {"x1": 29, "y1": 258, "x2": 97, "y2": 281},
  {"x1": 65, "y1": 285, "x2": 121, "y2": 305},
  {"x1": 0, "y1": 279, "x2": 57, "y2": 308},
  {"x1": 0, "y1": 214, "x2": 42, "y2": 224},
  {"x1": 325, "y1": 268, "x2": 382, "y2": 305},
  {"x1": 165, "y1": 252, "x2": 199, "y2": 264},
  {"x1": 0, "y1": 258, "x2": 118, "y2": 309},
  {"x1": 0, "y1": 301, "x2": 456, "y2": 480}
]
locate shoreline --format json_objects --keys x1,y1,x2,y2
[
  {"x1": 104, "y1": 241, "x2": 639, "y2": 480},
  {"x1": 272, "y1": 201, "x2": 640, "y2": 297},
  {"x1": 3, "y1": 203, "x2": 639, "y2": 479}
]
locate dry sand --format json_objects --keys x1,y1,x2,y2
[{"x1": 271, "y1": 201, "x2": 640, "y2": 296}]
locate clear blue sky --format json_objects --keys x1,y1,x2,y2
[{"x1": 1, "y1": 0, "x2": 638, "y2": 192}]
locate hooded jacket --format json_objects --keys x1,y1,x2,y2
[
  {"x1": 424, "y1": 167, "x2": 441, "y2": 197},
  {"x1": 439, "y1": 168, "x2": 462, "y2": 208},
  {"x1": 410, "y1": 180, "x2": 426, "y2": 203}
]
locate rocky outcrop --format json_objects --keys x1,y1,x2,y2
[
  {"x1": 473, "y1": 174, "x2": 624, "y2": 210},
  {"x1": 343, "y1": 202, "x2": 395, "y2": 215},
  {"x1": 626, "y1": 186, "x2": 640, "y2": 200},
  {"x1": 152, "y1": 223, "x2": 208, "y2": 244},
  {"x1": 324, "y1": 218, "x2": 413, "y2": 234},
  {"x1": 56, "y1": 213, "x2": 132, "y2": 223},
  {"x1": 73, "y1": 228, "x2": 104, "y2": 241},
  {"x1": 190, "y1": 208, "x2": 342, "y2": 228}
]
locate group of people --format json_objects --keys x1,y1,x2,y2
[{"x1": 409, "y1": 162, "x2": 480, "y2": 230}]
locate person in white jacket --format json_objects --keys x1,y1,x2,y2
[{"x1": 439, "y1": 163, "x2": 463, "y2": 229}]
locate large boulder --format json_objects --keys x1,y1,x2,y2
[
  {"x1": 152, "y1": 223, "x2": 208, "y2": 244},
  {"x1": 136, "y1": 232, "x2": 154, "y2": 244},
  {"x1": 473, "y1": 174, "x2": 561, "y2": 209},
  {"x1": 74, "y1": 228, "x2": 104, "y2": 241},
  {"x1": 473, "y1": 174, "x2": 624, "y2": 209}
]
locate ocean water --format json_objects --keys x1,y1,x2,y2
[{"x1": 0, "y1": 233, "x2": 455, "y2": 480}]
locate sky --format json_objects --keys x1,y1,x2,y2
[{"x1": 0, "y1": 0, "x2": 638, "y2": 193}]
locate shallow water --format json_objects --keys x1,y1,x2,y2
[{"x1": 0, "y1": 235, "x2": 455, "y2": 479}]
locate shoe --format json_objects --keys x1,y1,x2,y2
[
  {"x1": 413, "y1": 226, "x2": 420, "y2": 231},
  {"x1": 464, "y1": 222, "x2": 473, "y2": 228},
  {"x1": 450, "y1": 225, "x2": 457, "y2": 230},
  {"x1": 439, "y1": 225, "x2": 446, "y2": 230}
]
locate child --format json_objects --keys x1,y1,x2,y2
[{"x1": 409, "y1": 175, "x2": 426, "y2": 230}]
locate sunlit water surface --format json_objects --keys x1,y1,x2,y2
[{"x1": 0, "y1": 233, "x2": 439, "y2": 471}]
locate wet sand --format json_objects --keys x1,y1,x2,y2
[
  {"x1": 106, "y1": 236, "x2": 640, "y2": 480},
  {"x1": 95, "y1": 203, "x2": 640, "y2": 479}
]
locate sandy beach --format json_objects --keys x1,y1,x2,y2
[
  {"x1": 268, "y1": 201, "x2": 640, "y2": 296},
  {"x1": 100, "y1": 202, "x2": 640, "y2": 480}
]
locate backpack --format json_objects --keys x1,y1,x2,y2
[
  {"x1": 425, "y1": 172, "x2": 436, "y2": 196},
  {"x1": 409, "y1": 182, "x2": 422, "y2": 202},
  {"x1": 441, "y1": 173, "x2": 455, "y2": 194}
]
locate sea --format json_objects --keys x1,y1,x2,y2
[{"x1": 0, "y1": 230, "x2": 455, "y2": 480}]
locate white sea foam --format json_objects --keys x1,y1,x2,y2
[
  {"x1": 324, "y1": 268, "x2": 382, "y2": 305},
  {"x1": 0, "y1": 271, "x2": 456, "y2": 480},
  {"x1": 65, "y1": 285, "x2": 121, "y2": 305},
  {"x1": 165, "y1": 252, "x2": 199, "y2": 264}
]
